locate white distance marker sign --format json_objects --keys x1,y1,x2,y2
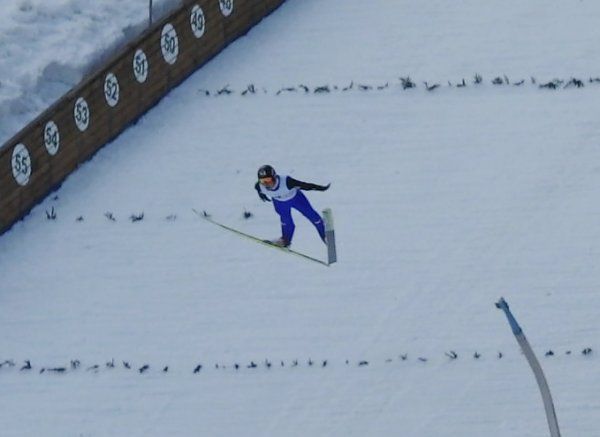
[
  {"x1": 219, "y1": 0, "x2": 234, "y2": 17},
  {"x1": 161, "y1": 23, "x2": 179, "y2": 65},
  {"x1": 133, "y1": 49, "x2": 149, "y2": 83},
  {"x1": 12, "y1": 143, "x2": 32, "y2": 186},
  {"x1": 104, "y1": 73, "x2": 120, "y2": 107},
  {"x1": 190, "y1": 5, "x2": 206, "y2": 38},
  {"x1": 44, "y1": 121, "x2": 60, "y2": 156},
  {"x1": 74, "y1": 97, "x2": 90, "y2": 132}
]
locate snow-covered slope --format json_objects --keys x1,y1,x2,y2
[
  {"x1": 0, "y1": 0, "x2": 180, "y2": 146},
  {"x1": 1, "y1": 0, "x2": 600, "y2": 436}
]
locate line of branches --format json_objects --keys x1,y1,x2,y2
[
  {"x1": 0, "y1": 347, "x2": 593, "y2": 376},
  {"x1": 196, "y1": 75, "x2": 599, "y2": 97}
]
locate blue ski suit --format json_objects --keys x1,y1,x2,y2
[{"x1": 255, "y1": 175, "x2": 329, "y2": 244}]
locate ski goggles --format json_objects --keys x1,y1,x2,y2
[{"x1": 259, "y1": 177, "x2": 274, "y2": 185}]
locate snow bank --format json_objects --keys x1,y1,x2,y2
[{"x1": 0, "y1": 0, "x2": 182, "y2": 145}]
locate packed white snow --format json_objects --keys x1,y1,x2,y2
[
  {"x1": 1, "y1": 0, "x2": 600, "y2": 436},
  {"x1": 0, "y1": 0, "x2": 181, "y2": 145}
]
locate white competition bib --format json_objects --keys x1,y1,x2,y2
[{"x1": 259, "y1": 175, "x2": 298, "y2": 202}]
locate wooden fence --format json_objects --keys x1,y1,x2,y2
[{"x1": 0, "y1": 0, "x2": 284, "y2": 234}]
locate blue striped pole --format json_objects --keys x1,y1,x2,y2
[{"x1": 496, "y1": 298, "x2": 561, "y2": 437}]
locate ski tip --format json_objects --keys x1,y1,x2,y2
[{"x1": 193, "y1": 208, "x2": 210, "y2": 218}]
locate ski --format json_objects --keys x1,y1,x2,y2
[{"x1": 193, "y1": 209, "x2": 330, "y2": 266}]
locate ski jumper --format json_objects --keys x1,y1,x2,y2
[{"x1": 255, "y1": 175, "x2": 328, "y2": 244}]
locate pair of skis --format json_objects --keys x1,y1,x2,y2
[{"x1": 193, "y1": 208, "x2": 337, "y2": 267}]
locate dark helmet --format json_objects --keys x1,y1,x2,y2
[{"x1": 257, "y1": 165, "x2": 276, "y2": 179}]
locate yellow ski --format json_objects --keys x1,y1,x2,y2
[{"x1": 193, "y1": 209, "x2": 330, "y2": 266}]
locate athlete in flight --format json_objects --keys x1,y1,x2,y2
[{"x1": 254, "y1": 165, "x2": 330, "y2": 247}]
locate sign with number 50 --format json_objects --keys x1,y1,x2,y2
[{"x1": 161, "y1": 23, "x2": 179, "y2": 65}]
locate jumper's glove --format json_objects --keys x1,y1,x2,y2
[{"x1": 258, "y1": 192, "x2": 271, "y2": 202}]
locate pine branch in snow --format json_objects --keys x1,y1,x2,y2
[
  {"x1": 129, "y1": 212, "x2": 144, "y2": 222},
  {"x1": 400, "y1": 77, "x2": 415, "y2": 89}
]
